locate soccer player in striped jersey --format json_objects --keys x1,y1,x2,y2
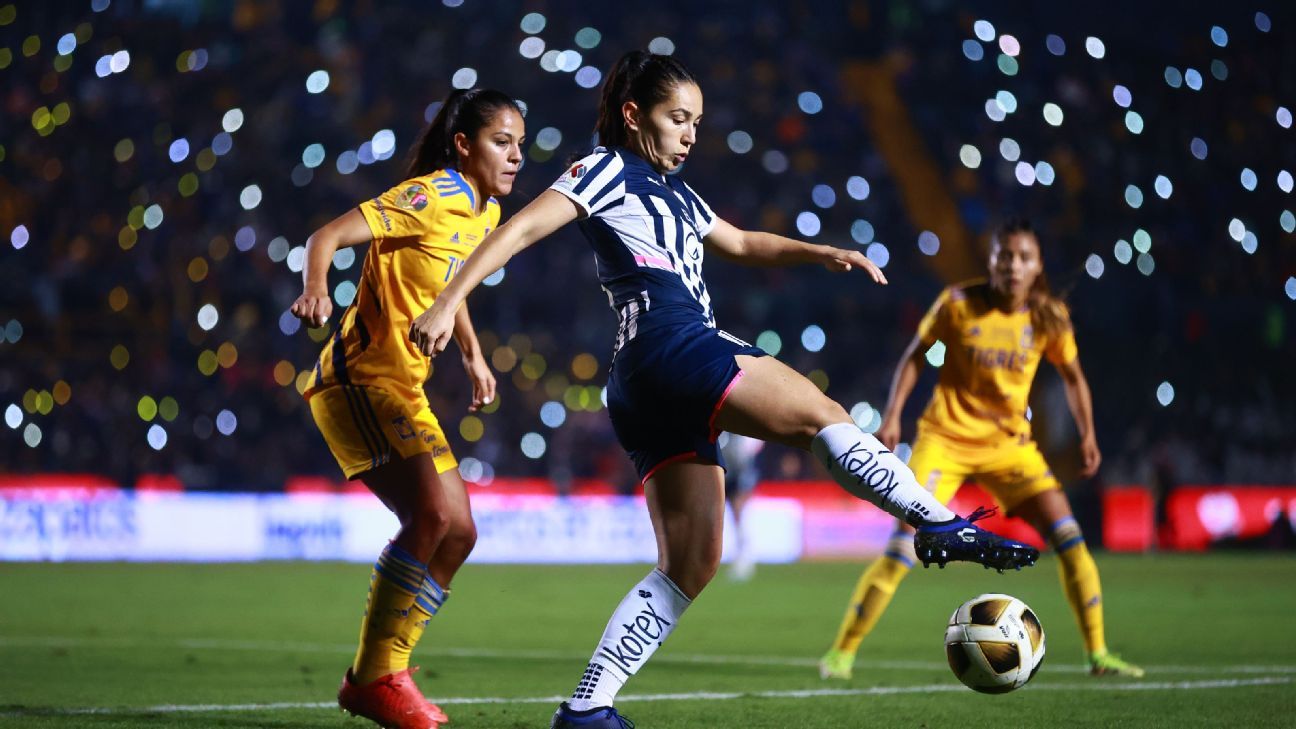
[
  {"x1": 819, "y1": 218, "x2": 1144, "y2": 682},
  {"x1": 407, "y1": 52, "x2": 1038, "y2": 728},
  {"x1": 291, "y1": 88, "x2": 524, "y2": 729}
]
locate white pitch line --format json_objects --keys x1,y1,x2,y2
[
  {"x1": 3, "y1": 635, "x2": 1295, "y2": 676},
  {"x1": 1, "y1": 677, "x2": 1289, "y2": 718}
]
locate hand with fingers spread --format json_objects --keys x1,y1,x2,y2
[
  {"x1": 290, "y1": 287, "x2": 333, "y2": 328},
  {"x1": 821, "y1": 247, "x2": 888, "y2": 284}
]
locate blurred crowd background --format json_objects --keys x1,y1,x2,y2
[{"x1": 2, "y1": 0, "x2": 1293, "y2": 498}]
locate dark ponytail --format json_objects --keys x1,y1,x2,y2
[
  {"x1": 595, "y1": 51, "x2": 698, "y2": 148},
  {"x1": 992, "y1": 217, "x2": 1070, "y2": 339},
  {"x1": 405, "y1": 88, "x2": 521, "y2": 178}
]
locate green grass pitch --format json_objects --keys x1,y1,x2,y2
[{"x1": 2, "y1": 554, "x2": 1294, "y2": 728}]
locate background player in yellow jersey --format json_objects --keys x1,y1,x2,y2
[
  {"x1": 819, "y1": 218, "x2": 1144, "y2": 680},
  {"x1": 289, "y1": 88, "x2": 524, "y2": 729}
]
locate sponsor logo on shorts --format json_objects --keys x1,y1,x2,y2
[
  {"x1": 421, "y1": 429, "x2": 439, "y2": 445},
  {"x1": 570, "y1": 163, "x2": 587, "y2": 179}
]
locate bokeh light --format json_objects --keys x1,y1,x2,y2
[
  {"x1": 917, "y1": 231, "x2": 940, "y2": 256},
  {"x1": 1156, "y1": 382, "x2": 1175, "y2": 407},
  {"x1": 851, "y1": 220, "x2": 875, "y2": 244}
]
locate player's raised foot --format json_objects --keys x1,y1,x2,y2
[
  {"x1": 818, "y1": 648, "x2": 854, "y2": 680},
  {"x1": 914, "y1": 506, "x2": 1039, "y2": 572},
  {"x1": 338, "y1": 667, "x2": 448, "y2": 729},
  {"x1": 1088, "y1": 650, "x2": 1145, "y2": 678},
  {"x1": 550, "y1": 701, "x2": 635, "y2": 728}
]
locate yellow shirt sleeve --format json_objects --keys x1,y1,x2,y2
[
  {"x1": 1045, "y1": 326, "x2": 1078, "y2": 365},
  {"x1": 1043, "y1": 302, "x2": 1078, "y2": 364},
  {"x1": 358, "y1": 179, "x2": 441, "y2": 242},
  {"x1": 916, "y1": 288, "x2": 955, "y2": 347}
]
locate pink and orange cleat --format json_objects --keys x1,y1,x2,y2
[{"x1": 338, "y1": 666, "x2": 449, "y2": 729}]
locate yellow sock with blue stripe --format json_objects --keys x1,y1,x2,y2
[
  {"x1": 1050, "y1": 516, "x2": 1106, "y2": 654},
  {"x1": 832, "y1": 531, "x2": 914, "y2": 654},
  {"x1": 351, "y1": 542, "x2": 448, "y2": 685}
]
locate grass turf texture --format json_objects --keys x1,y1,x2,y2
[{"x1": 2, "y1": 554, "x2": 1294, "y2": 728}]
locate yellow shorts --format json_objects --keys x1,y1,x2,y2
[
  {"x1": 307, "y1": 384, "x2": 457, "y2": 479},
  {"x1": 908, "y1": 432, "x2": 1059, "y2": 515}
]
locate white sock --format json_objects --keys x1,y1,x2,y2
[
  {"x1": 567, "y1": 568, "x2": 691, "y2": 710},
  {"x1": 810, "y1": 422, "x2": 956, "y2": 526}
]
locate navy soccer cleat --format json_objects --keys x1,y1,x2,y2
[
  {"x1": 550, "y1": 702, "x2": 635, "y2": 729},
  {"x1": 914, "y1": 506, "x2": 1039, "y2": 572}
]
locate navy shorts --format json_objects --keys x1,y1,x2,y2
[{"x1": 606, "y1": 322, "x2": 766, "y2": 481}]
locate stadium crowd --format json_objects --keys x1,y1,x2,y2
[{"x1": 2, "y1": 1, "x2": 1293, "y2": 498}]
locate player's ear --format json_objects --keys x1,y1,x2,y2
[
  {"x1": 452, "y1": 131, "x2": 471, "y2": 165},
  {"x1": 621, "y1": 100, "x2": 640, "y2": 135}
]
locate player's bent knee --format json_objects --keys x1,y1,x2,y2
[
  {"x1": 809, "y1": 395, "x2": 850, "y2": 426},
  {"x1": 789, "y1": 397, "x2": 852, "y2": 445},
  {"x1": 662, "y1": 550, "x2": 721, "y2": 597},
  {"x1": 409, "y1": 505, "x2": 452, "y2": 540},
  {"x1": 443, "y1": 522, "x2": 478, "y2": 560}
]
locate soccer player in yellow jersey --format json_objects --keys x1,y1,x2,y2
[
  {"x1": 290, "y1": 88, "x2": 524, "y2": 729},
  {"x1": 819, "y1": 218, "x2": 1145, "y2": 681}
]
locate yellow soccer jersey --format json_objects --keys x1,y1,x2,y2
[
  {"x1": 916, "y1": 280, "x2": 1078, "y2": 445},
  {"x1": 305, "y1": 169, "x2": 500, "y2": 406}
]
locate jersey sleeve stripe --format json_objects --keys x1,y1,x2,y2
[
  {"x1": 586, "y1": 179, "x2": 625, "y2": 211},
  {"x1": 573, "y1": 152, "x2": 619, "y2": 195},
  {"x1": 443, "y1": 168, "x2": 476, "y2": 209}
]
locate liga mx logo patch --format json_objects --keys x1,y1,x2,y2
[
  {"x1": 569, "y1": 163, "x2": 587, "y2": 179},
  {"x1": 394, "y1": 184, "x2": 429, "y2": 211}
]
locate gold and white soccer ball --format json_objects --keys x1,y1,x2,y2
[{"x1": 945, "y1": 593, "x2": 1045, "y2": 693}]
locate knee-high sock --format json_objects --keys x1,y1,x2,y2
[
  {"x1": 391, "y1": 573, "x2": 448, "y2": 672},
  {"x1": 811, "y1": 423, "x2": 956, "y2": 525},
  {"x1": 1051, "y1": 517, "x2": 1106, "y2": 654},
  {"x1": 832, "y1": 531, "x2": 914, "y2": 654},
  {"x1": 567, "y1": 569, "x2": 692, "y2": 711},
  {"x1": 352, "y1": 542, "x2": 448, "y2": 684}
]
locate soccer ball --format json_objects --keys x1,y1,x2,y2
[{"x1": 944, "y1": 593, "x2": 1045, "y2": 694}]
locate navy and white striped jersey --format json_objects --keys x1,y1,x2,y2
[{"x1": 549, "y1": 147, "x2": 719, "y2": 352}]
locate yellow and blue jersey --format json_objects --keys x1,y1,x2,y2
[
  {"x1": 305, "y1": 168, "x2": 500, "y2": 409},
  {"x1": 916, "y1": 280, "x2": 1078, "y2": 446}
]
